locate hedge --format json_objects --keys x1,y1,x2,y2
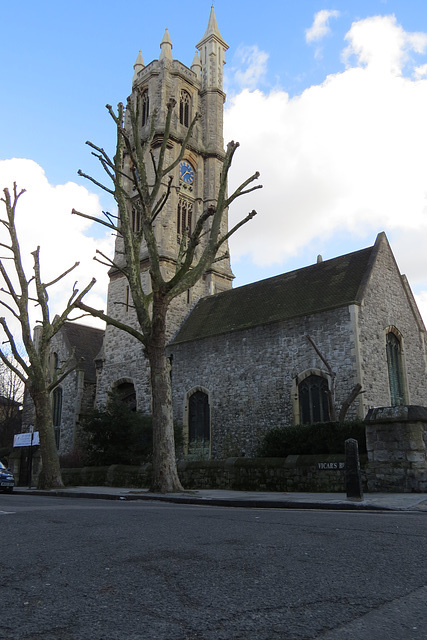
[{"x1": 257, "y1": 421, "x2": 366, "y2": 458}]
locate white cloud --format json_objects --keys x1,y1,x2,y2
[
  {"x1": 224, "y1": 13, "x2": 427, "y2": 294},
  {"x1": 342, "y1": 15, "x2": 427, "y2": 75},
  {"x1": 0, "y1": 159, "x2": 113, "y2": 340},
  {"x1": 306, "y1": 10, "x2": 340, "y2": 44},
  {"x1": 413, "y1": 63, "x2": 427, "y2": 79},
  {"x1": 229, "y1": 45, "x2": 269, "y2": 91}
]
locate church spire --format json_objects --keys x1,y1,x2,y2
[
  {"x1": 197, "y1": 5, "x2": 227, "y2": 49},
  {"x1": 191, "y1": 50, "x2": 201, "y2": 76},
  {"x1": 159, "y1": 27, "x2": 173, "y2": 61},
  {"x1": 196, "y1": 6, "x2": 228, "y2": 90},
  {"x1": 132, "y1": 50, "x2": 144, "y2": 84}
]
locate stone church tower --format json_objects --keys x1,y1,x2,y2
[{"x1": 95, "y1": 7, "x2": 233, "y2": 412}]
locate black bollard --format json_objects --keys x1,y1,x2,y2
[{"x1": 345, "y1": 438, "x2": 364, "y2": 501}]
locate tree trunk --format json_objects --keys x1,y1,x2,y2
[
  {"x1": 32, "y1": 388, "x2": 64, "y2": 489},
  {"x1": 338, "y1": 383, "x2": 362, "y2": 422},
  {"x1": 148, "y1": 297, "x2": 183, "y2": 493}
]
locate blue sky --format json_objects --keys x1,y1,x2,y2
[{"x1": 1, "y1": 0, "x2": 427, "y2": 326}]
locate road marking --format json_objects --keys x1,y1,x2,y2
[{"x1": 0, "y1": 510, "x2": 15, "y2": 515}]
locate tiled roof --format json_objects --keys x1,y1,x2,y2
[
  {"x1": 62, "y1": 323, "x2": 104, "y2": 382},
  {"x1": 172, "y1": 242, "x2": 377, "y2": 345}
]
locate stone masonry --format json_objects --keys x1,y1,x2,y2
[
  {"x1": 96, "y1": 7, "x2": 234, "y2": 414},
  {"x1": 365, "y1": 405, "x2": 427, "y2": 491},
  {"x1": 169, "y1": 233, "x2": 427, "y2": 458}
]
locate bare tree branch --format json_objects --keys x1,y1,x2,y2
[
  {"x1": 71, "y1": 208, "x2": 118, "y2": 232},
  {"x1": 44, "y1": 261, "x2": 80, "y2": 289},
  {"x1": 77, "y1": 170, "x2": 115, "y2": 196},
  {"x1": 338, "y1": 384, "x2": 363, "y2": 422},
  {"x1": 216, "y1": 210, "x2": 258, "y2": 250}
]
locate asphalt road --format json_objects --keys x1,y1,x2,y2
[{"x1": 1, "y1": 494, "x2": 426, "y2": 640}]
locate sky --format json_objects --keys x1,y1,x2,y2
[{"x1": 1, "y1": 0, "x2": 427, "y2": 333}]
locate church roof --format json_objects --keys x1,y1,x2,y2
[
  {"x1": 62, "y1": 322, "x2": 104, "y2": 382},
  {"x1": 171, "y1": 239, "x2": 380, "y2": 345}
]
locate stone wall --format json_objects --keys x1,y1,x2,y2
[
  {"x1": 178, "y1": 456, "x2": 357, "y2": 492},
  {"x1": 365, "y1": 405, "x2": 427, "y2": 492},
  {"x1": 169, "y1": 305, "x2": 359, "y2": 458},
  {"x1": 60, "y1": 455, "x2": 366, "y2": 493},
  {"x1": 96, "y1": 272, "x2": 214, "y2": 414},
  {"x1": 356, "y1": 235, "x2": 427, "y2": 409},
  {"x1": 169, "y1": 235, "x2": 427, "y2": 459}
]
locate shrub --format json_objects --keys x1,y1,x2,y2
[
  {"x1": 59, "y1": 450, "x2": 89, "y2": 469},
  {"x1": 80, "y1": 393, "x2": 183, "y2": 467},
  {"x1": 257, "y1": 420, "x2": 366, "y2": 458}
]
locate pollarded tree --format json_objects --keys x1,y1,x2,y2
[
  {"x1": 73, "y1": 98, "x2": 261, "y2": 493},
  {"x1": 0, "y1": 184, "x2": 95, "y2": 488}
]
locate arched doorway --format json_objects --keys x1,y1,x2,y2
[{"x1": 114, "y1": 381, "x2": 137, "y2": 411}]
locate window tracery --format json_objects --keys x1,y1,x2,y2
[
  {"x1": 298, "y1": 374, "x2": 330, "y2": 424},
  {"x1": 177, "y1": 197, "x2": 193, "y2": 238},
  {"x1": 141, "y1": 89, "x2": 149, "y2": 127},
  {"x1": 179, "y1": 90, "x2": 190, "y2": 127}
]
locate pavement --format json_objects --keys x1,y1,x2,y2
[{"x1": 12, "y1": 485, "x2": 427, "y2": 511}]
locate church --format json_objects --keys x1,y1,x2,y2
[{"x1": 25, "y1": 8, "x2": 427, "y2": 460}]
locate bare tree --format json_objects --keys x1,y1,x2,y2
[
  {"x1": 73, "y1": 98, "x2": 261, "y2": 493},
  {"x1": 0, "y1": 184, "x2": 95, "y2": 488}
]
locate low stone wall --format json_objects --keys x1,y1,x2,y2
[
  {"x1": 62, "y1": 455, "x2": 368, "y2": 493},
  {"x1": 62, "y1": 464, "x2": 152, "y2": 488},
  {"x1": 13, "y1": 404, "x2": 427, "y2": 493},
  {"x1": 365, "y1": 405, "x2": 427, "y2": 492},
  {"x1": 178, "y1": 456, "x2": 357, "y2": 492}
]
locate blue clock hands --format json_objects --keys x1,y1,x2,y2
[{"x1": 179, "y1": 160, "x2": 194, "y2": 184}]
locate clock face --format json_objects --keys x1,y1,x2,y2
[{"x1": 179, "y1": 160, "x2": 195, "y2": 184}]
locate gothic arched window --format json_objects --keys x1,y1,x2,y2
[
  {"x1": 298, "y1": 375, "x2": 330, "y2": 425},
  {"x1": 189, "y1": 390, "x2": 210, "y2": 445},
  {"x1": 179, "y1": 90, "x2": 190, "y2": 127},
  {"x1": 177, "y1": 197, "x2": 193, "y2": 238},
  {"x1": 386, "y1": 331, "x2": 406, "y2": 406},
  {"x1": 52, "y1": 387, "x2": 62, "y2": 427},
  {"x1": 141, "y1": 89, "x2": 149, "y2": 127},
  {"x1": 52, "y1": 386, "x2": 62, "y2": 449},
  {"x1": 131, "y1": 208, "x2": 141, "y2": 233},
  {"x1": 49, "y1": 352, "x2": 59, "y2": 378}
]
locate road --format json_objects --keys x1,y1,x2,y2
[{"x1": 1, "y1": 494, "x2": 426, "y2": 640}]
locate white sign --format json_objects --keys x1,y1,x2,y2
[
  {"x1": 317, "y1": 461, "x2": 345, "y2": 470},
  {"x1": 13, "y1": 432, "x2": 40, "y2": 447}
]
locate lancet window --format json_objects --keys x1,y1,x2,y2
[
  {"x1": 141, "y1": 89, "x2": 149, "y2": 127},
  {"x1": 386, "y1": 331, "x2": 406, "y2": 406},
  {"x1": 177, "y1": 197, "x2": 193, "y2": 238},
  {"x1": 179, "y1": 90, "x2": 190, "y2": 127},
  {"x1": 131, "y1": 208, "x2": 141, "y2": 233}
]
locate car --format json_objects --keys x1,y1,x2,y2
[{"x1": 0, "y1": 461, "x2": 14, "y2": 493}]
